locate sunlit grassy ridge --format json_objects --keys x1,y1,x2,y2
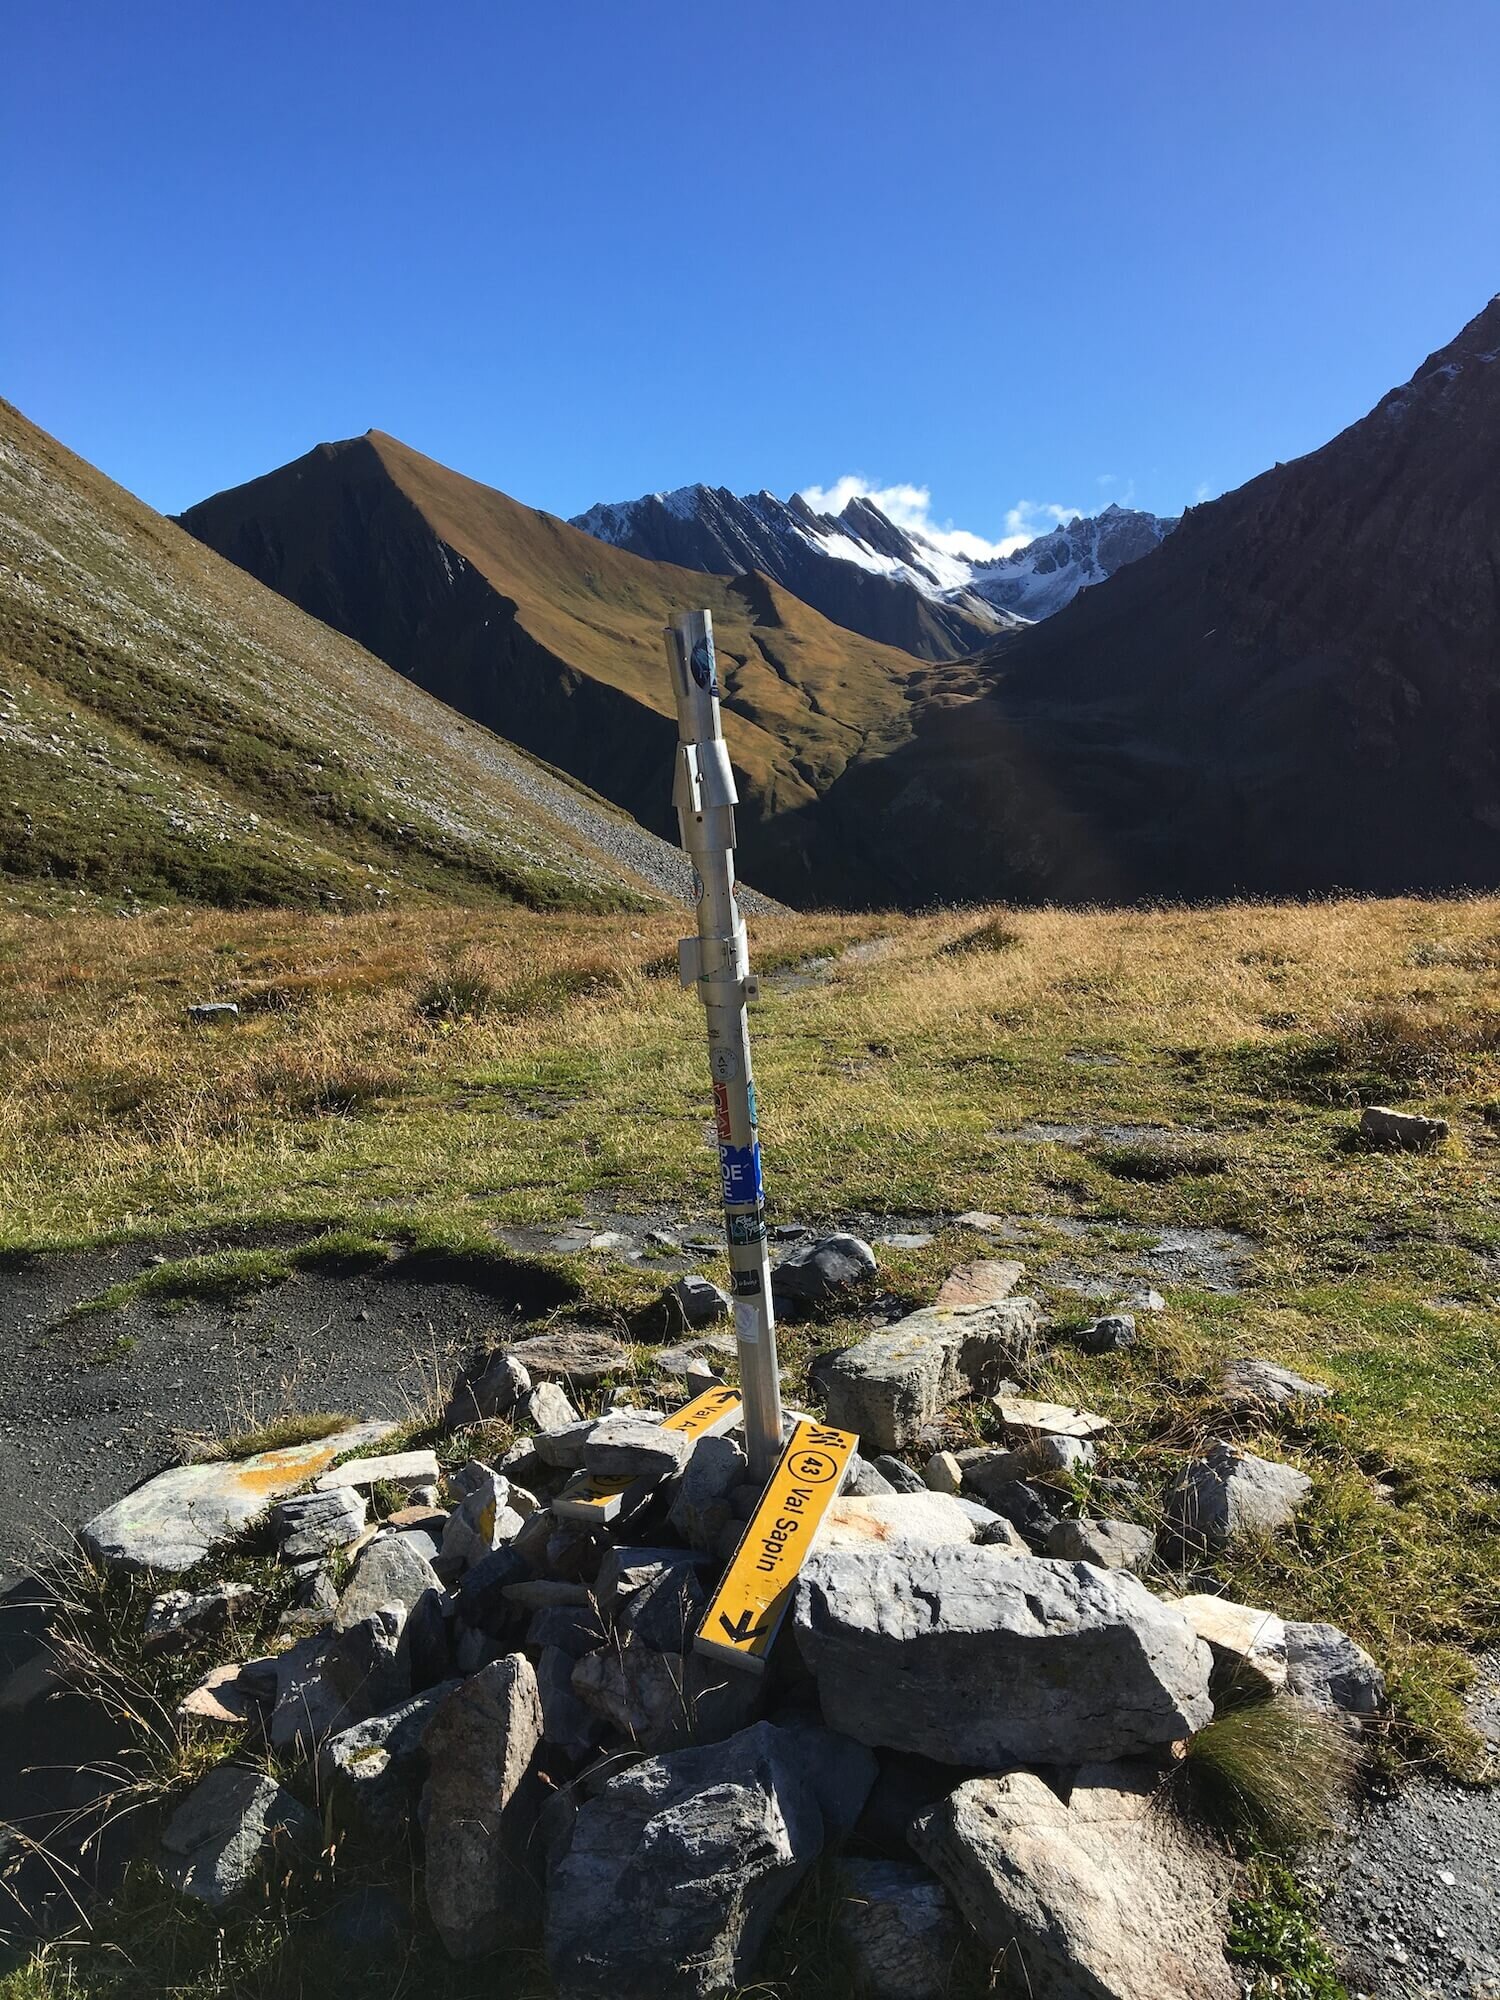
[{"x1": 0, "y1": 400, "x2": 681, "y2": 914}]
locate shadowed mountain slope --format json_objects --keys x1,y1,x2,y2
[
  {"x1": 798, "y1": 298, "x2": 1500, "y2": 905},
  {"x1": 0, "y1": 401, "x2": 693, "y2": 911},
  {"x1": 178, "y1": 434, "x2": 948, "y2": 900}
]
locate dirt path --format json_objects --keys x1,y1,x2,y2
[{"x1": 0, "y1": 1235, "x2": 557, "y2": 1582}]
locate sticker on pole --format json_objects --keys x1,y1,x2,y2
[
  {"x1": 552, "y1": 1385, "x2": 743, "y2": 1525},
  {"x1": 694, "y1": 1418, "x2": 858, "y2": 1674},
  {"x1": 719, "y1": 1141, "x2": 763, "y2": 1205}
]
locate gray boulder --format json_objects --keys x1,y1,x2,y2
[
  {"x1": 794, "y1": 1545, "x2": 1212, "y2": 1764},
  {"x1": 160, "y1": 1766, "x2": 317, "y2": 1910},
  {"x1": 445, "y1": 1347, "x2": 532, "y2": 1426},
  {"x1": 834, "y1": 1858, "x2": 959, "y2": 2000},
  {"x1": 581, "y1": 1415, "x2": 693, "y2": 1482},
  {"x1": 1164, "y1": 1443, "x2": 1312, "y2": 1553},
  {"x1": 570, "y1": 1640, "x2": 758, "y2": 1754},
  {"x1": 772, "y1": 1232, "x2": 878, "y2": 1305},
  {"x1": 1284, "y1": 1620, "x2": 1385, "y2": 1717},
  {"x1": 1222, "y1": 1358, "x2": 1332, "y2": 1413},
  {"x1": 523, "y1": 1379, "x2": 584, "y2": 1435},
  {"x1": 272, "y1": 1486, "x2": 368, "y2": 1562},
  {"x1": 595, "y1": 1544, "x2": 714, "y2": 1612},
  {"x1": 1361, "y1": 1104, "x2": 1448, "y2": 1150},
  {"x1": 142, "y1": 1582, "x2": 256, "y2": 1652},
  {"x1": 325, "y1": 1605, "x2": 408, "y2": 1712},
  {"x1": 821, "y1": 1300, "x2": 1043, "y2": 1451},
  {"x1": 545, "y1": 1720, "x2": 875, "y2": 1999},
  {"x1": 270, "y1": 1633, "x2": 349, "y2": 1753},
  {"x1": 319, "y1": 1681, "x2": 461, "y2": 1836},
  {"x1": 1045, "y1": 1518, "x2": 1155, "y2": 1572},
  {"x1": 911, "y1": 1764, "x2": 1236, "y2": 2000},
  {"x1": 336, "y1": 1534, "x2": 441, "y2": 1631},
  {"x1": 668, "y1": 1433, "x2": 750, "y2": 1550},
  {"x1": 420, "y1": 1655, "x2": 545, "y2": 1958},
  {"x1": 537, "y1": 1644, "x2": 602, "y2": 1760},
  {"x1": 870, "y1": 1453, "x2": 926, "y2": 1494},
  {"x1": 79, "y1": 1420, "x2": 392, "y2": 1572},
  {"x1": 1077, "y1": 1312, "x2": 1137, "y2": 1354},
  {"x1": 512, "y1": 1329, "x2": 629, "y2": 1385},
  {"x1": 668, "y1": 1274, "x2": 732, "y2": 1326}
]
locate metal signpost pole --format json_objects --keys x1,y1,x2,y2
[{"x1": 664, "y1": 609, "x2": 784, "y2": 1482}]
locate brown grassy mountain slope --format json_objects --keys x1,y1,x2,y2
[
  {"x1": 177, "y1": 433, "x2": 947, "y2": 901},
  {"x1": 799, "y1": 296, "x2": 1500, "y2": 905},
  {"x1": 0, "y1": 400, "x2": 693, "y2": 912}
]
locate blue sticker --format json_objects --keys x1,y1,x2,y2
[
  {"x1": 719, "y1": 1141, "x2": 763, "y2": 1206},
  {"x1": 727, "y1": 1209, "x2": 767, "y2": 1246},
  {"x1": 690, "y1": 636, "x2": 718, "y2": 694},
  {"x1": 745, "y1": 1080, "x2": 758, "y2": 1129}
]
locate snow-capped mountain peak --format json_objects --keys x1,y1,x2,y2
[{"x1": 570, "y1": 483, "x2": 1176, "y2": 657}]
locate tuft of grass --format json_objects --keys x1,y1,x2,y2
[
  {"x1": 1227, "y1": 1862, "x2": 1350, "y2": 2000},
  {"x1": 183, "y1": 1410, "x2": 352, "y2": 1463},
  {"x1": 1185, "y1": 1695, "x2": 1362, "y2": 1852},
  {"x1": 941, "y1": 917, "x2": 1022, "y2": 956},
  {"x1": 414, "y1": 969, "x2": 496, "y2": 1022},
  {"x1": 1091, "y1": 1139, "x2": 1231, "y2": 1182},
  {"x1": 492, "y1": 959, "x2": 625, "y2": 1020}
]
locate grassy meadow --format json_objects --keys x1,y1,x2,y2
[{"x1": 1, "y1": 892, "x2": 1497, "y2": 1997}]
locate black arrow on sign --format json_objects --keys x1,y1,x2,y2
[{"x1": 718, "y1": 1609, "x2": 772, "y2": 1643}]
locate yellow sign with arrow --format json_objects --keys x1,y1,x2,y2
[
  {"x1": 693, "y1": 1417, "x2": 858, "y2": 1673},
  {"x1": 551, "y1": 1382, "x2": 743, "y2": 1525}
]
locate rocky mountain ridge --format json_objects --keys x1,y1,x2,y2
[{"x1": 571, "y1": 483, "x2": 1174, "y2": 656}]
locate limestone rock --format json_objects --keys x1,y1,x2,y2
[
  {"x1": 1222, "y1": 1358, "x2": 1332, "y2": 1413},
  {"x1": 445, "y1": 1347, "x2": 532, "y2": 1427},
  {"x1": 668, "y1": 1274, "x2": 731, "y2": 1326},
  {"x1": 595, "y1": 1544, "x2": 714, "y2": 1612},
  {"x1": 512, "y1": 1328, "x2": 629, "y2": 1386},
  {"x1": 319, "y1": 1681, "x2": 461, "y2": 1836},
  {"x1": 270, "y1": 1633, "x2": 348, "y2": 1753},
  {"x1": 772, "y1": 1232, "x2": 878, "y2": 1305},
  {"x1": 1284, "y1": 1620, "x2": 1385, "y2": 1716},
  {"x1": 581, "y1": 1414, "x2": 693, "y2": 1482},
  {"x1": 325, "y1": 1605, "x2": 407, "y2": 1712},
  {"x1": 336, "y1": 1534, "x2": 441, "y2": 1631},
  {"x1": 544, "y1": 1720, "x2": 876, "y2": 1999},
  {"x1": 834, "y1": 1858, "x2": 959, "y2": 2000},
  {"x1": 819, "y1": 1492, "x2": 992, "y2": 1554},
  {"x1": 1170, "y1": 1594, "x2": 1288, "y2": 1692},
  {"x1": 79, "y1": 1420, "x2": 393, "y2": 1572},
  {"x1": 924, "y1": 1450, "x2": 963, "y2": 1494},
  {"x1": 1361, "y1": 1104, "x2": 1449, "y2": 1150},
  {"x1": 995, "y1": 1396, "x2": 1110, "y2": 1441},
  {"x1": 668, "y1": 1433, "x2": 749, "y2": 1550},
  {"x1": 177, "y1": 1662, "x2": 267, "y2": 1729},
  {"x1": 954, "y1": 1445, "x2": 1029, "y2": 1497},
  {"x1": 160, "y1": 1766, "x2": 316, "y2": 1910},
  {"x1": 794, "y1": 1545, "x2": 1212, "y2": 1764},
  {"x1": 911, "y1": 1764, "x2": 1236, "y2": 2000},
  {"x1": 654, "y1": 1333, "x2": 738, "y2": 1378},
  {"x1": 315, "y1": 1448, "x2": 439, "y2": 1492},
  {"x1": 1164, "y1": 1443, "x2": 1312, "y2": 1553},
  {"x1": 821, "y1": 1300, "x2": 1043, "y2": 1451},
  {"x1": 537, "y1": 1644, "x2": 602, "y2": 1759},
  {"x1": 935, "y1": 1259, "x2": 1024, "y2": 1309},
  {"x1": 1045, "y1": 1518, "x2": 1154, "y2": 1572},
  {"x1": 1076, "y1": 1312, "x2": 1137, "y2": 1354},
  {"x1": 420, "y1": 1655, "x2": 545, "y2": 1957},
  {"x1": 273, "y1": 1486, "x2": 367, "y2": 1561},
  {"x1": 440, "y1": 1469, "x2": 525, "y2": 1569},
  {"x1": 142, "y1": 1582, "x2": 256, "y2": 1652},
  {"x1": 954, "y1": 1211, "x2": 1010, "y2": 1233},
  {"x1": 570, "y1": 1640, "x2": 759, "y2": 1754}
]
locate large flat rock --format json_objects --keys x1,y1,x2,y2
[
  {"x1": 80, "y1": 1420, "x2": 395, "y2": 1572},
  {"x1": 794, "y1": 1544, "x2": 1212, "y2": 1764}
]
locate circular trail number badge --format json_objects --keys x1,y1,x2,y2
[{"x1": 788, "y1": 1448, "x2": 840, "y2": 1486}]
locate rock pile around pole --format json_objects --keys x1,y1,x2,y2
[{"x1": 63, "y1": 1234, "x2": 1385, "y2": 2000}]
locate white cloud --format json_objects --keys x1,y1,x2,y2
[{"x1": 797, "y1": 476, "x2": 1082, "y2": 562}]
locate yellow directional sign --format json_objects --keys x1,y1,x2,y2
[
  {"x1": 693, "y1": 1418, "x2": 859, "y2": 1674},
  {"x1": 551, "y1": 1384, "x2": 743, "y2": 1526}
]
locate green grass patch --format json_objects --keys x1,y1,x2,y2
[{"x1": 1227, "y1": 1863, "x2": 1350, "y2": 2000}]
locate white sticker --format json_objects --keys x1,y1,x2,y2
[
  {"x1": 711, "y1": 1048, "x2": 740, "y2": 1082},
  {"x1": 734, "y1": 1299, "x2": 761, "y2": 1347}
]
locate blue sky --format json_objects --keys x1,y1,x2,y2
[{"x1": 5, "y1": 1, "x2": 1497, "y2": 552}]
